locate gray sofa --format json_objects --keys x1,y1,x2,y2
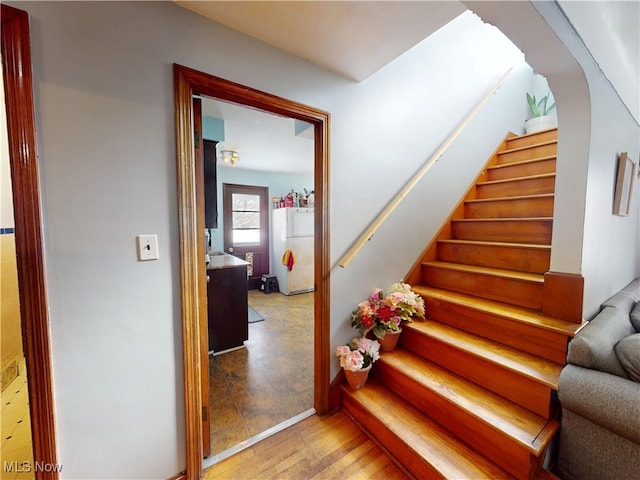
[{"x1": 558, "y1": 278, "x2": 640, "y2": 480}]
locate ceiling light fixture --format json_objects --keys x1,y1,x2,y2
[{"x1": 220, "y1": 149, "x2": 239, "y2": 166}]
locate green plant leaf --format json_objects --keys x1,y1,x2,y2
[{"x1": 527, "y1": 92, "x2": 541, "y2": 117}]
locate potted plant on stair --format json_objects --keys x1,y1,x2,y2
[
  {"x1": 335, "y1": 337, "x2": 380, "y2": 390},
  {"x1": 351, "y1": 283, "x2": 426, "y2": 352},
  {"x1": 525, "y1": 91, "x2": 556, "y2": 134}
]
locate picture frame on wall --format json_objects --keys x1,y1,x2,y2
[{"x1": 613, "y1": 152, "x2": 637, "y2": 216}]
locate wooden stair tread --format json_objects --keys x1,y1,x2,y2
[
  {"x1": 405, "y1": 319, "x2": 563, "y2": 389},
  {"x1": 488, "y1": 155, "x2": 556, "y2": 170},
  {"x1": 452, "y1": 216, "x2": 553, "y2": 222},
  {"x1": 477, "y1": 173, "x2": 556, "y2": 187},
  {"x1": 381, "y1": 349, "x2": 556, "y2": 454},
  {"x1": 466, "y1": 193, "x2": 554, "y2": 204},
  {"x1": 412, "y1": 285, "x2": 580, "y2": 336},
  {"x1": 422, "y1": 260, "x2": 544, "y2": 284},
  {"x1": 343, "y1": 380, "x2": 516, "y2": 479},
  {"x1": 508, "y1": 127, "x2": 557, "y2": 140},
  {"x1": 498, "y1": 140, "x2": 557, "y2": 156},
  {"x1": 438, "y1": 238, "x2": 551, "y2": 251}
]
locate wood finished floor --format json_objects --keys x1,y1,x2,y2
[
  {"x1": 203, "y1": 410, "x2": 409, "y2": 480},
  {"x1": 208, "y1": 289, "x2": 314, "y2": 455}
]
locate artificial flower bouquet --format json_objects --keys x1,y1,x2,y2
[
  {"x1": 335, "y1": 336, "x2": 381, "y2": 372},
  {"x1": 351, "y1": 282, "x2": 426, "y2": 340}
]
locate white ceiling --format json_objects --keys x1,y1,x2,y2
[
  {"x1": 179, "y1": 0, "x2": 466, "y2": 173},
  {"x1": 178, "y1": 1, "x2": 639, "y2": 174},
  {"x1": 175, "y1": 1, "x2": 466, "y2": 81},
  {"x1": 201, "y1": 97, "x2": 315, "y2": 174}
]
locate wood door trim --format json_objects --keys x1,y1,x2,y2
[
  {"x1": 174, "y1": 64, "x2": 330, "y2": 479},
  {"x1": 1, "y1": 4, "x2": 59, "y2": 476},
  {"x1": 192, "y1": 98, "x2": 211, "y2": 458}
]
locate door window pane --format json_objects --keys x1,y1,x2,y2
[
  {"x1": 232, "y1": 212, "x2": 259, "y2": 229},
  {"x1": 232, "y1": 194, "x2": 260, "y2": 245},
  {"x1": 232, "y1": 194, "x2": 259, "y2": 211},
  {"x1": 233, "y1": 230, "x2": 260, "y2": 244}
]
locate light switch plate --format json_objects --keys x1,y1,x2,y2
[{"x1": 137, "y1": 235, "x2": 159, "y2": 261}]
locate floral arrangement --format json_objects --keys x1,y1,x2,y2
[
  {"x1": 351, "y1": 282, "x2": 426, "y2": 339},
  {"x1": 335, "y1": 337, "x2": 381, "y2": 372}
]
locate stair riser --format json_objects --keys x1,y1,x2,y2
[
  {"x1": 506, "y1": 130, "x2": 557, "y2": 150},
  {"x1": 374, "y1": 360, "x2": 534, "y2": 479},
  {"x1": 437, "y1": 242, "x2": 550, "y2": 274},
  {"x1": 451, "y1": 220, "x2": 552, "y2": 245},
  {"x1": 488, "y1": 158, "x2": 556, "y2": 181},
  {"x1": 497, "y1": 143, "x2": 557, "y2": 164},
  {"x1": 465, "y1": 196, "x2": 554, "y2": 219},
  {"x1": 399, "y1": 330, "x2": 553, "y2": 418},
  {"x1": 476, "y1": 176, "x2": 555, "y2": 199},
  {"x1": 421, "y1": 295, "x2": 569, "y2": 365},
  {"x1": 342, "y1": 390, "x2": 447, "y2": 480},
  {"x1": 421, "y1": 264, "x2": 543, "y2": 310}
]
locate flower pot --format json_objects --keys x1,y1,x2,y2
[
  {"x1": 525, "y1": 115, "x2": 556, "y2": 134},
  {"x1": 379, "y1": 328, "x2": 402, "y2": 352},
  {"x1": 344, "y1": 364, "x2": 372, "y2": 390}
]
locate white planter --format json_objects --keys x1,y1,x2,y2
[{"x1": 525, "y1": 115, "x2": 557, "y2": 134}]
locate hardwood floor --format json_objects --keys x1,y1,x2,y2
[{"x1": 203, "y1": 410, "x2": 409, "y2": 480}]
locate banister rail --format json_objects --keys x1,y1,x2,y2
[{"x1": 338, "y1": 67, "x2": 514, "y2": 268}]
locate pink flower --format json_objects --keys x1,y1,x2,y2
[
  {"x1": 385, "y1": 291, "x2": 404, "y2": 310},
  {"x1": 369, "y1": 288, "x2": 383, "y2": 304},
  {"x1": 335, "y1": 345, "x2": 351, "y2": 358},
  {"x1": 352, "y1": 337, "x2": 380, "y2": 363},
  {"x1": 342, "y1": 350, "x2": 364, "y2": 372}
]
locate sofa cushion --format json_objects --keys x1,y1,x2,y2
[
  {"x1": 621, "y1": 278, "x2": 640, "y2": 301},
  {"x1": 631, "y1": 302, "x2": 640, "y2": 332},
  {"x1": 567, "y1": 306, "x2": 634, "y2": 378},
  {"x1": 615, "y1": 334, "x2": 640, "y2": 382},
  {"x1": 601, "y1": 291, "x2": 638, "y2": 313},
  {"x1": 602, "y1": 278, "x2": 640, "y2": 313}
]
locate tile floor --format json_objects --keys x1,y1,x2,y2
[
  {"x1": 1, "y1": 361, "x2": 34, "y2": 480},
  {"x1": 208, "y1": 289, "x2": 314, "y2": 456}
]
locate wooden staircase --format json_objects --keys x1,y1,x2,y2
[{"x1": 340, "y1": 128, "x2": 583, "y2": 480}]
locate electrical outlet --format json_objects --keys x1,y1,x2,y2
[{"x1": 137, "y1": 235, "x2": 159, "y2": 261}]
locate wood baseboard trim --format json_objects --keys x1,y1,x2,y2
[
  {"x1": 543, "y1": 271, "x2": 584, "y2": 323},
  {"x1": 329, "y1": 369, "x2": 345, "y2": 412},
  {"x1": 167, "y1": 472, "x2": 186, "y2": 480}
]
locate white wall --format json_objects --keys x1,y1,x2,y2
[
  {"x1": 558, "y1": 0, "x2": 640, "y2": 125},
  {"x1": 533, "y1": 1, "x2": 640, "y2": 318},
  {"x1": 12, "y1": 1, "x2": 533, "y2": 478}
]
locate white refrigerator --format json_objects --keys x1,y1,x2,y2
[{"x1": 271, "y1": 207, "x2": 314, "y2": 295}]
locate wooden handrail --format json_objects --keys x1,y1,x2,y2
[{"x1": 339, "y1": 67, "x2": 514, "y2": 268}]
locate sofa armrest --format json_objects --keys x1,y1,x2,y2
[
  {"x1": 567, "y1": 306, "x2": 634, "y2": 378},
  {"x1": 559, "y1": 364, "x2": 640, "y2": 445}
]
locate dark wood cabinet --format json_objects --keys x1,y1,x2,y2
[
  {"x1": 203, "y1": 139, "x2": 218, "y2": 229},
  {"x1": 207, "y1": 262, "x2": 248, "y2": 353}
]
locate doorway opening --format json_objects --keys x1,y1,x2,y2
[
  {"x1": 174, "y1": 64, "x2": 330, "y2": 478},
  {"x1": 202, "y1": 99, "x2": 316, "y2": 461}
]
